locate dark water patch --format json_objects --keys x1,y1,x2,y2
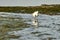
[
  {"x1": 57, "y1": 29, "x2": 60, "y2": 31},
  {"x1": 56, "y1": 24, "x2": 60, "y2": 26},
  {"x1": 31, "y1": 32, "x2": 41, "y2": 34},
  {"x1": 42, "y1": 37, "x2": 56, "y2": 40},
  {"x1": 37, "y1": 33, "x2": 51, "y2": 37},
  {"x1": 39, "y1": 25, "x2": 50, "y2": 28},
  {"x1": 47, "y1": 37, "x2": 56, "y2": 40},
  {"x1": 8, "y1": 35, "x2": 21, "y2": 39}
]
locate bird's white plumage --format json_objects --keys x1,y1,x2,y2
[{"x1": 32, "y1": 11, "x2": 39, "y2": 17}]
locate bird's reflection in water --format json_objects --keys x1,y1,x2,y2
[{"x1": 32, "y1": 17, "x2": 39, "y2": 28}]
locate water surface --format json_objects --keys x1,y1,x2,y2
[{"x1": 0, "y1": 12, "x2": 60, "y2": 40}]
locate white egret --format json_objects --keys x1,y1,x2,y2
[{"x1": 32, "y1": 11, "x2": 39, "y2": 17}]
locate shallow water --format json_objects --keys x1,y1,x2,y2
[{"x1": 0, "y1": 12, "x2": 60, "y2": 40}]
